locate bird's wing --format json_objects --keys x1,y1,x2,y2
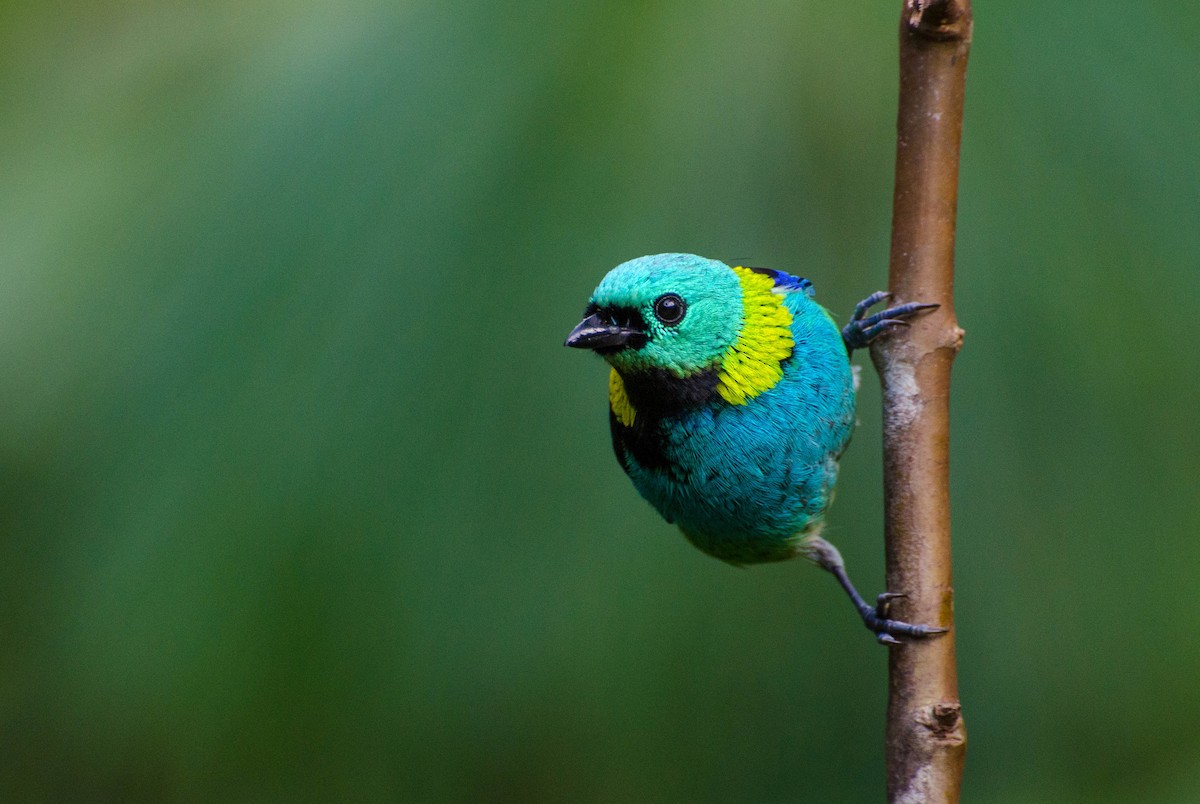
[{"x1": 744, "y1": 266, "x2": 815, "y2": 298}]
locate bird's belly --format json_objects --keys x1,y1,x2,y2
[{"x1": 625, "y1": 408, "x2": 840, "y2": 564}]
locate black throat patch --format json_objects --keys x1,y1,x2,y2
[
  {"x1": 610, "y1": 367, "x2": 718, "y2": 477},
  {"x1": 620, "y1": 366, "x2": 720, "y2": 419}
]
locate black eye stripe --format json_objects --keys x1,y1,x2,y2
[
  {"x1": 653, "y1": 293, "x2": 686, "y2": 326},
  {"x1": 592, "y1": 304, "x2": 646, "y2": 332}
]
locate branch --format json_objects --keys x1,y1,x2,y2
[{"x1": 870, "y1": 1, "x2": 972, "y2": 801}]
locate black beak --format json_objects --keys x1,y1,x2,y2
[{"x1": 564, "y1": 313, "x2": 645, "y2": 351}]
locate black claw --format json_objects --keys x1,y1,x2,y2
[
  {"x1": 862, "y1": 609, "x2": 949, "y2": 640},
  {"x1": 875, "y1": 591, "x2": 905, "y2": 618},
  {"x1": 857, "y1": 309, "x2": 907, "y2": 329},
  {"x1": 851, "y1": 291, "x2": 891, "y2": 321},
  {"x1": 842, "y1": 295, "x2": 941, "y2": 354},
  {"x1": 859, "y1": 320, "x2": 910, "y2": 342}
]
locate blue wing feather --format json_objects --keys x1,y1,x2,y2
[{"x1": 745, "y1": 266, "x2": 815, "y2": 298}]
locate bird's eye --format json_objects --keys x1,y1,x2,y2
[{"x1": 653, "y1": 294, "x2": 686, "y2": 326}]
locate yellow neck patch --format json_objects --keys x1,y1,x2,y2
[
  {"x1": 609, "y1": 368, "x2": 636, "y2": 426},
  {"x1": 715, "y1": 266, "x2": 795, "y2": 405}
]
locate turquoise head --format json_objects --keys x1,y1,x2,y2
[{"x1": 564, "y1": 253, "x2": 744, "y2": 377}]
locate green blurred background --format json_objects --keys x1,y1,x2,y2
[{"x1": 2, "y1": 1, "x2": 1197, "y2": 801}]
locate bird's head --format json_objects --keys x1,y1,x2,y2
[{"x1": 564, "y1": 253, "x2": 744, "y2": 377}]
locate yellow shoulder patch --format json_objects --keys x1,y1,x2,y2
[
  {"x1": 608, "y1": 368, "x2": 636, "y2": 426},
  {"x1": 716, "y1": 267, "x2": 795, "y2": 405}
]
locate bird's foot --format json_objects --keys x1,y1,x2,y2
[
  {"x1": 864, "y1": 592, "x2": 948, "y2": 646},
  {"x1": 841, "y1": 291, "x2": 939, "y2": 354},
  {"x1": 803, "y1": 535, "x2": 948, "y2": 647}
]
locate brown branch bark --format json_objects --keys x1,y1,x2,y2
[{"x1": 869, "y1": 2, "x2": 972, "y2": 802}]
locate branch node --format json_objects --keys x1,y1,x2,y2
[
  {"x1": 916, "y1": 703, "x2": 966, "y2": 745},
  {"x1": 903, "y1": 0, "x2": 973, "y2": 42}
]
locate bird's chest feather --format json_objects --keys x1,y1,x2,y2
[{"x1": 610, "y1": 374, "x2": 849, "y2": 545}]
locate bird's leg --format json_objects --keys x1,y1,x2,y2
[
  {"x1": 841, "y1": 291, "x2": 939, "y2": 355},
  {"x1": 801, "y1": 535, "x2": 948, "y2": 645}
]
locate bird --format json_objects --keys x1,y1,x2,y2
[{"x1": 565, "y1": 252, "x2": 945, "y2": 644}]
